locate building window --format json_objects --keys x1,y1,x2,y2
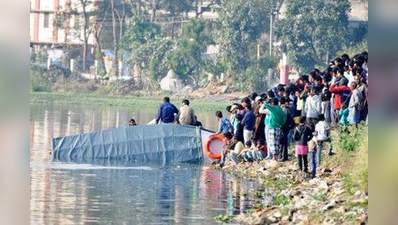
[{"x1": 44, "y1": 13, "x2": 50, "y2": 28}]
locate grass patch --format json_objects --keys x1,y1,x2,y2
[
  {"x1": 344, "y1": 213, "x2": 357, "y2": 223},
  {"x1": 325, "y1": 126, "x2": 368, "y2": 195},
  {"x1": 252, "y1": 202, "x2": 267, "y2": 210},
  {"x1": 312, "y1": 193, "x2": 327, "y2": 202},
  {"x1": 214, "y1": 214, "x2": 233, "y2": 223},
  {"x1": 274, "y1": 193, "x2": 291, "y2": 206},
  {"x1": 245, "y1": 209, "x2": 254, "y2": 214},
  {"x1": 347, "y1": 199, "x2": 368, "y2": 209},
  {"x1": 263, "y1": 177, "x2": 289, "y2": 189},
  {"x1": 331, "y1": 124, "x2": 367, "y2": 153},
  {"x1": 254, "y1": 191, "x2": 263, "y2": 198}
]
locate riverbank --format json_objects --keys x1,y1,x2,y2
[
  {"x1": 213, "y1": 127, "x2": 368, "y2": 224},
  {"x1": 30, "y1": 92, "x2": 236, "y2": 112}
]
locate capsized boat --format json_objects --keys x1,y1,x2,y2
[{"x1": 52, "y1": 124, "x2": 225, "y2": 165}]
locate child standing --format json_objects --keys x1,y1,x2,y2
[
  {"x1": 293, "y1": 117, "x2": 314, "y2": 173},
  {"x1": 339, "y1": 103, "x2": 349, "y2": 126},
  {"x1": 308, "y1": 136, "x2": 318, "y2": 179},
  {"x1": 315, "y1": 114, "x2": 333, "y2": 164}
]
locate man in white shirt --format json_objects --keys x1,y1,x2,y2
[{"x1": 305, "y1": 87, "x2": 322, "y2": 126}]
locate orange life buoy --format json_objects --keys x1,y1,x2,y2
[{"x1": 204, "y1": 134, "x2": 225, "y2": 160}]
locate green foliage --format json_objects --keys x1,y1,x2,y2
[
  {"x1": 338, "y1": 39, "x2": 368, "y2": 59},
  {"x1": 332, "y1": 124, "x2": 367, "y2": 153},
  {"x1": 253, "y1": 202, "x2": 267, "y2": 209},
  {"x1": 236, "y1": 56, "x2": 276, "y2": 92},
  {"x1": 203, "y1": 57, "x2": 228, "y2": 78},
  {"x1": 148, "y1": 39, "x2": 175, "y2": 81},
  {"x1": 53, "y1": 76, "x2": 97, "y2": 94},
  {"x1": 343, "y1": 135, "x2": 368, "y2": 194},
  {"x1": 216, "y1": 0, "x2": 271, "y2": 73},
  {"x1": 30, "y1": 48, "x2": 48, "y2": 65},
  {"x1": 254, "y1": 191, "x2": 264, "y2": 198},
  {"x1": 95, "y1": 80, "x2": 143, "y2": 96},
  {"x1": 30, "y1": 65, "x2": 71, "y2": 92},
  {"x1": 275, "y1": 0, "x2": 351, "y2": 73},
  {"x1": 347, "y1": 23, "x2": 368, "y2": 45},
  {"x1": 274, "y1": 193, "x2": 290, "y2": 206},
  {"x1": 121, "y1": 18, "x2": 162, "y2": 66},
  {"x1": 214, "y1": 214, "x2": 232, "y2": 223},
  {"x1": 30, "y1": 65, "x2": 98, "y2": 94},
  {"x1": 259, "y1": 56, "x2": 276, "y2": 71},
  {"x1": 169, "y1": 19, "x2": 214, "y2": 82},
  {"x1": 30, "y1": 67, "x2": 53, "y2": 92},
  {"x1": 121, "y1": 18, "x2": 175, "y2": 81},
  {"x1": 121, "y1": 19, "x2": 161, "y2": 49},
  {"x1": 263, "y1": 177, "x2": 289, "y2": 189},
  {"x1": 328, "y1": 125, "x2": 368, "y2": 195},
  {"x1": 161, "y1": 0, "x2": 195, "y2": 16},
  {"x1": 312, "y1": 193, "x2": 327, "y2": 202},
  {"x1": 236, "y1": 67, "x2": 262, "y2": 92}
]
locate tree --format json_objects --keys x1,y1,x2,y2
[
  {"x1": 121, "y1": 18, "x2": 175, "y2": 81},
  {"x1": 195, "y1": 0, "x2": 220, "y2": 18},
  {"x1": 72, "y1": 0, "x2": 95, "y2": 71},
  {"x1": 161, "y1": 0, "x2": 195, "y2": 39},
  {"x1": 110, "y1": 0, "x2": 119, "y2": 76},
  {"x1": 93, "y1": 2, "x2": 110, "y2": 74},
  {"x1": 149, "y1": 0, "x2": 161, "y2": 22},
  {"x1": 216, "y1": 0, "x2": 271, "y2": 74},
  {"x1": 169, "y1": 19, "x2": 214, "y2": 83},
  {"x1": 275, "y1": 0, "x2": 351, "y2": 73},
  {"x1": 121, "y1": 18, "x2": 162, "y2": 67}
]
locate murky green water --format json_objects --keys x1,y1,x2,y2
[{"x1": 30, "y1": 103, "x2": 270, "y2": 224}]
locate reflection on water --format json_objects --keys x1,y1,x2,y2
[{"x1": 30, "y1": 103, "x2": 269, "y2": 224}]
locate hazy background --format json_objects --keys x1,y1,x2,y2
[{"x1": 0, "y1": 0, "x2": 395, "y2": 224}]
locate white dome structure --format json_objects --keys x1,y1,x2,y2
[{"x1": 160, "y1": 69, "x2": 183, "y2": 93}]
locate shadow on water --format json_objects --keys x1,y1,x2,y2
[{"x1": 30, "y1": 103, "x2": 273, "y2": 224}]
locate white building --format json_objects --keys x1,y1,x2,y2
[{"x1": 30, "y1": 0, "x2": 97, "y2": 50}]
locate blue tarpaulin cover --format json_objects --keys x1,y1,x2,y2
[{"x1": 52, "y1": 124, "x2": 204, "y2": 165}]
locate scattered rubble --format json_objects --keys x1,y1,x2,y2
[{"x1": 214, "y1": 159, "x2": 368, "y2": 224}]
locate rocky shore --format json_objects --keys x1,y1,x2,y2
[{"x1": 213, "y1": 157, "x2": 368, "y2": 224}]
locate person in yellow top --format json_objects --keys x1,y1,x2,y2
[{"x1": 219, "y1": 132, "x2": 244, "y2": 167}]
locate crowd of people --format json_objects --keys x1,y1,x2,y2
[
  {"x1": 217, "y1": 51, "x2": 368, "y2": 178},
  {"x1": 129, "y1": 51, "x2": 368, "y2": 179}
]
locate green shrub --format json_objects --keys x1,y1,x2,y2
[
  {"x1": 274, "y1": 193, "x2": 290, "y2": 206},
  {"x1": 330, "y1": 124, "x2": 368, "y2": 194},
  {"x1": 53, "y1": 76, "x2": 97, "y2": 94},
  {"x1": 30, "y1": 65, "x2": 66, "y2": 92},
  {"x1": 30, "y1": 67, "x2": 53, "y2": 92},
  {"x1": 347, "y1": 135, "x2": 368, "y2": 193},
  {"x1": 332, "y1": 123, "x2": 367, "y2": 153},
  {"x1": 94, "y1": 80, "x2": 143, "y2": 96},
  {"x1": 214, "y1": 214, "x2": 232, "y2": 223},
  {"x1": 338, "y1": 39, "x2": 368, "y2": 58}
]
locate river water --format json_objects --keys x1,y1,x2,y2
[{"x1": 30, "y1": 103, "x2": 270, "y2": 224}]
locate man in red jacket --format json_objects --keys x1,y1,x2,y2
[{"x1": 329, "y1": 78, "x2": 351, "y2": 123}]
